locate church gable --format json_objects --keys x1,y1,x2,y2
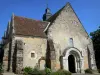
[
  {"x1": 46, "y1": 2, "x2": 97, "y2": 71},
  {"x1": 46, "y1": 3, "x2": 91, "y2": 59},
  {"x1": 47, "y1": 2, "x2": 88, "y2": 37}
]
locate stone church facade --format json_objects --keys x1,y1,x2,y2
[{"x1": 2, "y1": 2, "x2": 96, "y2": 73}]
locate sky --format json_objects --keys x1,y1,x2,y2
[{"x1": 0, "y1": 0, "x2": 100, "y2": 40}]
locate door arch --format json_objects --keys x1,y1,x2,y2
[
  {"x1": 68, "y1": 55, "x2": 75, "y2": 73},
  {"x1": 63, "y1": 48, "x2": 83, "y2": 73}
]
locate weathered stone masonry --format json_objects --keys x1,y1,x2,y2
[{"x1": 2, "y1": 2, "x2": 97, "y2": 74}]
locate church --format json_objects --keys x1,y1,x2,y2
[{"x1": 2, "y1": 2, "x2": 97, "y2": 73}]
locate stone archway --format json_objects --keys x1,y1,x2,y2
[
  {"x1": 38, "y1": 57, "x2": 46, "y2": 70},
  {"x1": 63, "y1": 48, "x2": 83, "y2": 73}
]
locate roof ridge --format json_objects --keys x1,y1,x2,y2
[
  {"x1": 47, "y1": 3, "x2": 66, "y2": 23},
  {"x1": 47, "y1": 2, "x2": 72, "y2": 23},
  {"x1": 14, "y1": 15, "x2": 48, "y2": 23}
]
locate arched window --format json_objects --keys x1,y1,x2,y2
[{"x1": 69, "y1": 38, "x2": 74, "y2": 47}]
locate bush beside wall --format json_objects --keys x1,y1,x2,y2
[
  {"x1": 50, "y1": 69, "x2": 71, "y2": 75},
  {"x1": 85, "y1": 68, "x2": 99, "y2": 74},
  {"x1": 0, "y1": 63, "x2": 3, "y2": 75},
  {"x1": 85, "y1": 69, "x2": 93, "y2": 74},
  {"x1": 98, "y1": 69, "x2": 100, "y2": 73},
  {"x1": 23, "y1": 67, "x2": 71, "y2": 75}
]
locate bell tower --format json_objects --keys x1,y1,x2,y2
[{"x1": 43, "y1": 3, "x2": 52, "y2": 21}]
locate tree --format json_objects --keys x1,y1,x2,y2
[{"x1": 90, "y1": 27, "x2": 100, "y2": 69}]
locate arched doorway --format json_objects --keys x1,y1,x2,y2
[
  {"x1": 38, "y1": 57, "x2": 46, "y2": 70},
  {"x1": 63, "y1": 48, "x2": 83, "y2": 73},
  {"x1": 68, "y1": 55, "x2": 75, "y2": 73}
]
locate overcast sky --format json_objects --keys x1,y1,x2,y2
[{"x1": 0, "y1": 0, "x2": 100, "y2": 40}]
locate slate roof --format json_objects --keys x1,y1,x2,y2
[{"x1": 14, "y1": 16, "x2": 49, "y2": 38}]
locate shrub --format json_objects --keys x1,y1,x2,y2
[
  {"x1": 85, "y1": 69, "x2": 93, "y2": 74},
  {"x1": 0, "y1": 63, "x2": 3, "y2": 74},
  {"x1": 30, "y1": 68, "x2": 40, "y2": 75},
  {"x1": 50, "y1": 72, "x2": 58, "y2": 75},
  {"x1": 50, "y1": 69, "x2": 71, "y2": 75},
  {"x1": 45, "y1": 67, "x2": 52, "y2": 75},
  {"x1": 23, "y1": 67, "x2": 46, "y2": 75},
  {"x1": 39, "y1": 70, "x2": 46, "y2": 75},
  {"x1": 57, "y1": 69, "x2": 71, "y2": 75},
  {"x1": 23, "y1": 67, "x2": 71, "y2": 75},
  {"x1": 98, "y1": 69, "x2": 100, "y2": 73},
  {"x1": 23, "y1": 67, "x2": 33, "y2": 75}
]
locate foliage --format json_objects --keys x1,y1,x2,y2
[
  {"x1": 45, "y1": 67, "x2": 52, "y2": 75},
  {"x1": 39, "y1": 70, "x2": 46, "y2": 75},
  {"x1": 98, "y1": 69, "x2": 100, "y2": 73},
  {"x1": 0, "y1": 63, "x2": 3, "y2": 73},
  {"x1": 23, "y1": 67, "x2": 71, "y2": 75},
  {"x1": 30, "y1": 68, "x2": 41, "y2": 75},
  {"x1": 85, "y1": 69, "x2": 93, "y2": 74},
  {"x1": 90, "y1": 27, "x2": 100, "y2": 69},
  {"x1": 23, "y1": 67, "x2": 33, "y2": 75},
  {"x1": 23, "y1": 67, "x2": 46, "y2": 75},
  {"x1": 50, "y1": 69, "x2": 71, "y2": 75}
]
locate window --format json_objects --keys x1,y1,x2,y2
[
  {"x1": 69, "y1": 38, "x2": 74, "y2": 47},
  {"x1": 31, "y1": 53, "x2": 35, "y2": 58}
]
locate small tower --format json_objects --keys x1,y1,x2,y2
[{"x1": 43, "y1": 7, "x2": 52, "y2": 21}]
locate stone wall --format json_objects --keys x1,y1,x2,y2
[
  {"x1": 87, "y1": 38, "x2": 97, "y2": 69},
  {"x1": 12, "y1": 40, "x2": 24, "y2": 73},
  {"x1": 3, "y1": 43, "x2": 9, "y2": 71},
  {"x1": 47, "y1": 3, "x2": 95, "y2": 71},
  {"x1": 3, "y1": 38, "x2": 15, "y2": 72},
  {"x1": 14, "y1": 36, "x2": 47, "y2": 70}
]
